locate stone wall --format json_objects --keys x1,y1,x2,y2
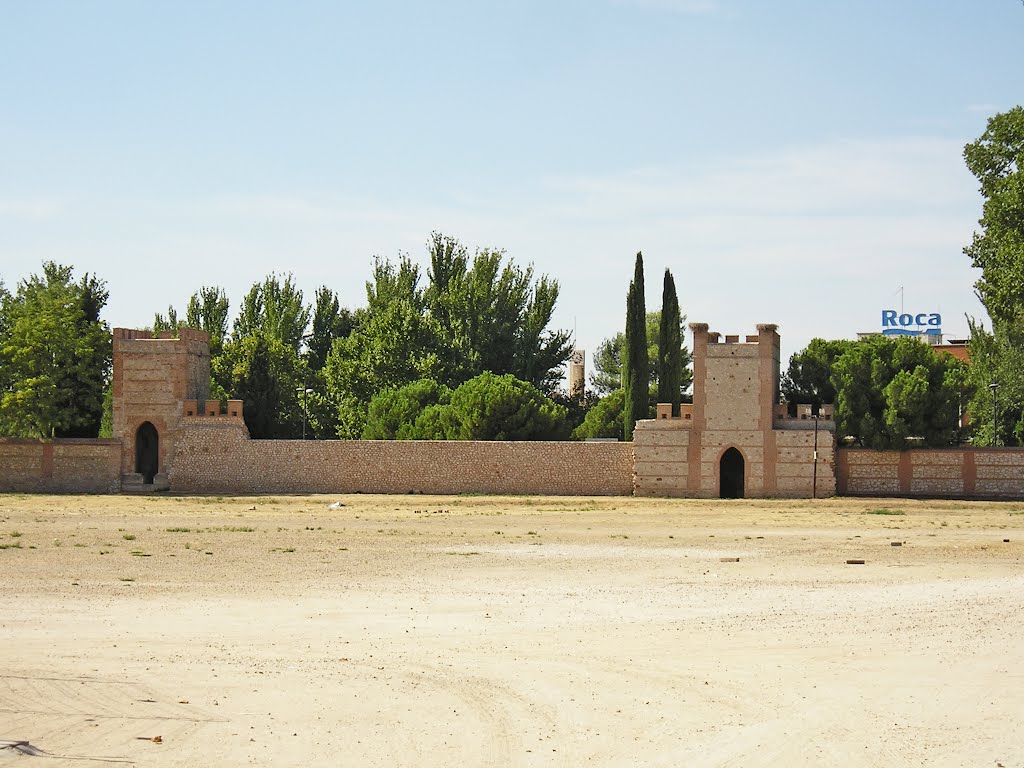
[
  {"x1": 111, "y1": 328, "x2": 211, "y2": 485},
  {"x1": 171, "y1": 419, "x2": 634, "y2": 496},
  {"x1": 0, "y1": 439, "x2": 122, "y2": 493},
  {"x1": 837, "y1": 448, "x2": 1024, "y2": 499},
  {"x1": 633, "y1": 419, "x2": 835, "y2": 498}
]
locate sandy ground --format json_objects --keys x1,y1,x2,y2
[{"x1": 1, "y1": 493, "x2": 1023, "y2": 767}]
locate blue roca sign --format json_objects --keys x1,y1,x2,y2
[{"x1": 881, "y1": 310, "x2": 942, "y2": 337}]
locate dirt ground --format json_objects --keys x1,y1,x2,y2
[{"x1": 1, "y1": 493, "x2": 1023, "y2": 767}]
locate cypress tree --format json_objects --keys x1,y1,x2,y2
[
  {"x1": 623, "y1": 252, "x2": 648, "y2": 441},
  {"x1": 658, "y1": 269, "x2": 682, "y2": 416}
]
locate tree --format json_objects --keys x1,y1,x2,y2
[
  {"x1": 222, "y1": 274, "x2": 312, "y2": 438},
  {"x1": 962, "y1": 107, "x2": 1024, "y2": 445},
  {"x1": 423, "y1": 233, "x2": 573, "y2": 389},
  {"x1": 0, "y1": 263, "x2": 111, "y2": 438},
  {"x1": 411, "y1": 372, "x2": 568, "y2": 441},
  {"x1": 306, "y1": 286, "x2": 356, "y2": 374},
  {"x1": 589, "y1": 335, "x2": 624, "y2": 396},
  {"x1": 622, "y1": 253, "x2": 648, "y2": 441},
  {"x1": 963, "y1": 106, "x2": 1024, "y2": 332},
  {"x1": 590, "y1": 311, "x2": 692, "y2": 398},
  {"x1": 152, "y1": 306, "x2": 182, "y2": 334},
  {"x1": 324, "y1": 234, "x2": 573, "y2": 437},
  {"x1": 572, "y1": 389, "x2": 625, "y2": 440},
  {"x1": 229, "y1": 334, "x2": 308, "y2": 439},
  {"x1": 324, "y1": 295, "x2": 447, "y2": 438},
  {"x1": 362, "y1": 378, "x2": 450, "y2": 440},
  {"x1": 658, "y1": 269, "x2": 683, "y2": 416},
  {"x1": 186, "y1": 286, "x2": 231, "y2": 359},
  {"x1": 781, "y1": 338, "x2": 856, "y2": 414},
  {"x1": 232, "y1": 273, "x2": 310, "y2": 353},
  {"x1": 965, "y1": 320, "x2": 1024, "y2": 446},
  {"x1": 831, "y1": 335, "x2": 967, "y2": 449}
]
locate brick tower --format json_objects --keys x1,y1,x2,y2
[{"x1": 111, "y1": 328, "x2": 211, "y2": 490}]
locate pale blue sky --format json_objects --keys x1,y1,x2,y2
[{"x1": 2, "y1": 1, "x2": 1022, "y2": 374}]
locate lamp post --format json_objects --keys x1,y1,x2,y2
[
  {"x1": 989, "y1": 381, "x2": 999, "y2": 447},
  {"x1": 297, "y1": 387, "x2": 313, "y2": 440},
  {"x1": 811, "y1": 413, "x2": 819, "y2": 500}
]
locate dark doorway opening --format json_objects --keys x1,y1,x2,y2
[
  {"x1": 135, "y1": 422, "x2": 159, "y2": 484},
  {"x1": 720, "y1": 447, "x2": 744, "y2": 499}
]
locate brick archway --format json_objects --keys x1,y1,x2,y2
[
  {"x1": 720, "y1": 447, "x2": 744, "y2": 499},
  {"x1": 135, "y1": 422, "x2": 159, "y2": 484}
]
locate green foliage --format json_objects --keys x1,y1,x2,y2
[
  {"x1": 387, "y1": 373, "x2": 568, "y2": 441},
  {"x1": 363, "y1": 378, "x2": 451, "y2": 439},
  {"x1": 219, "y1": 275, "x2": 313, "y2": 438},
  {"x1": 590, "y1": 310, "x2": 692, "y2": 399},
  {"x1": 965, "y1": 320, "x2": 1024, "y2": 446},
  {"x1": 572, "y1": 389, "x2": 625, "y2": 440},
  {"x1": 963, "y1": 106, "x2": 1024, "y2": 330},
  {"x1": 0, "y1": 263, "x2": 111, "y2": 438},
  {"x1": 622, "y1": 253, "x2": 648, "y2": 441},
  {"x1": 324, "y1": 234, "x2": 572, "y2": 438},
  {"x1": 152, "y1": 306, "x2": 182, "y2": 334},
  {"x1": 232, "y1": 273, "x2": 310, "y2": 353},
  {"x1": 324, "y1": 298, "x2": 447, "y2": 438},
  {"x1": 185, "y1": 286, "x2": 230, "y2": 358},
  {"x1": 229, "y1": 334, "x2": 309, "y2": 439},
  {"x1": 658, "y1": 269, "x2": 683, "y2": 416},
  {"x1": 438, "y1": 372, "x2": 568, "y2": 440},
  {"x1": 98, "y1": 383, "x2": 113, "y2": 438},
  {"x1": 423, "y1": 233, "x2": 573, "y2": 389},
  {"x1": 781, "y1": 338, "x2": 856, "y2": 413},
  {"x1": 306, "y1": 287, "x2": 356, "y2": 373},
  {"x1": 831, "y1": 335, "x2": 967, "y2": 448},
  {"x1": 961, "y1": 107, "x2": 1024, "y2": 447}
]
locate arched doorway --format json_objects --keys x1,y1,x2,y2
[
  {"x1": 135, "y1": 422, "x2": 159, "y2": 484},
  {"x1": 720, "y1": 447, "x2": 744, "y2": 499}
]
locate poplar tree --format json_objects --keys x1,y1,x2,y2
[
  {"x1": 658, "y1": 269, "x2": 682, "y2": 416},
  {"x1": 622, "y1": 252, "x2": 648, "y2": 441}
]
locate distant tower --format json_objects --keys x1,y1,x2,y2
[{"x1": 568, "y1": 348, "x2": 585, "y2": 402}]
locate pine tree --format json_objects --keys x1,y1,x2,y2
[
  {"x1": 622, "y1": 253, "x2": 648, "y2": 440},
  {"x1": 658, "y1": 269, "x2": 682, "y2": 416}
]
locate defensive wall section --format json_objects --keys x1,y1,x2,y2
[
  {"x1": 633, "y1": 324, "x2": 837, "y2": 498},
  {"x1": 837, "y1": 448, "x2": 1024, "y2": 499},
  {"x1": 0, "y1": 438, "x2": 121, "y2": 494},
  {"x1": 3, "y1": 324, "x2": 1024, "y2": 500},
  {"x1": 170, "y1": 418, "x2": 634, "y2": 495}
]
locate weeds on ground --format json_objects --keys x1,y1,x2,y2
[{"x1": 864, "y1": 508, "x2": 905, "y2": 516}]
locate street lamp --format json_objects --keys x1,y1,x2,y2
[
  {"x1": 297, "y1": 387, "x2": 314, "y2": 439},
  {"x1": 810, "y1": 413, "x2": 819, "y2": 500},
  {"x1": 989, "y1": 381, "x2": 1000, "y2": 447}
]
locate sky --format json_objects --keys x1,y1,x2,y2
[{"x1": 2, "y1": 0, "x2": 1022, "y2": 378}]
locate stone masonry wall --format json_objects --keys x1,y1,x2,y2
[
  {"x1": 837, "y1": 448, "x2": 1024, "y2": 499},
  {"x1": 633, "y1": 420, "x2": 835, "y2": 498},
  {"x1": 0, "y1": 439, "x2": 122, "y2": 493},
  {"x1": 171, "y1": 419, "x2": 634, "y2": 495}
]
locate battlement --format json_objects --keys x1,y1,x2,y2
[
  {"x1": 654, "y1": 403, "x2": 693, "y2": 426},
  {"x1": 691, "y1": 323, "x2": 779, "y2": 347},
  {"x1": 182, "y1": 399, "x2": 245, "y2": 420},
  {"x1": 113, "y1": 327, "x2": 210, "y2": 344},
  {"x1": 774, "y1": 402, "x2": 836, "y2": 429}
]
